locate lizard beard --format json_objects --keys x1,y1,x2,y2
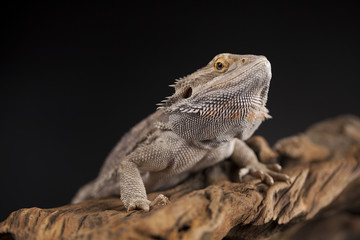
[{"x1": 169, "y1": 94, "x2": 270, "y2": 145}]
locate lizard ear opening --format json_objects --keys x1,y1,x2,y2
[{"x1": 183, "y1": 87, "x2": 193, "y2": 99}]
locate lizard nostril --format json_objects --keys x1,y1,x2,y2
[
  {"x1": 241, "y1": 58, "x2": 248, "y2": 64},
  {"x1": 183, "y1": 87, "x2": 193, "y2": 99}
]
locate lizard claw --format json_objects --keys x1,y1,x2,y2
[
  {"x1": 126, "y1": 199, "x2": 151, "y2": 212},
  {"x1": 126, "y1": 195, "x2": 170, "y2": 212},
  {"x1": 267, "y1": 163, "x2": 282, "y2": 171},
  {"x1": 239, "y1": 168, "x2": 250, "y2": 180},
  {"x1": 150, "y1": 194, "x2": 171, "y2": 208},
  {"x1": 239, "y1": 162, "x2": 290, "y2": 186}
]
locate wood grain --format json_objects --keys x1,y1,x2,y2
[{"x1": 1, "y1": 115, "x2": 360, "y2": 240}]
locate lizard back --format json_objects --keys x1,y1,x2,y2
[{"x1": 99, "y1": 109, "x2": 168, "y2": 175}]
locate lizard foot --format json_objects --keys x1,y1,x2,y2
[
  {"x1": 126, "y1": 198, "x2": 151, "y2": 212},
  {"x1": 246, "y1": 136, "x2": 279, "y2": 164},
  {"x1": 239, "y1": 162, "x2": 291, "y2": 185},
  {"x1": 150, "y1": 194, "x2": 171, "y2": 209}
]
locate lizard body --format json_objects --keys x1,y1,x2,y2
[{"x1": 72, "y1": 53, "x2": 289, "y2": 211}]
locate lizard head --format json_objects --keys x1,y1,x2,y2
[{"x1": 158, "y1": 53, "x2": 272, "y2": 144}]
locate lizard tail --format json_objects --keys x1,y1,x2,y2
[
  {"x1": 71, "y1": 180, "x2": 97, "y2": 204},
  {"x1": 72, "y1": 171, "x2": 119, "y2": 204}
]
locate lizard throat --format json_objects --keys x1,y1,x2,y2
[{"x1": 198, "y1": 94, "x2": 270, "y2": 122}]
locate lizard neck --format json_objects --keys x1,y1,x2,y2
[{"x1": 167, "y1": 111, "x2": 264, "y2": 149}]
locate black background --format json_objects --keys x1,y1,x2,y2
[{"x1": 1, "y1": 2, "x2": 360, "y2": 221}]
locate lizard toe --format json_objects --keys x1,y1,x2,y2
[
  {"x1": 150, "y1": 194, "x2": 171, "y2": 209},
  {"x1": 126, "y1": 199, "x2": 151, "y2": 212},
  {"x1": 250, "y1": 169, "x2": 266, "y2": 181},
  {"x1": 267, "y1": 163, "x2": 282, "y2": 172},
  {"x1": 263, "y1": 173, "x2": 275, "y2": 185},
  {"x1": 238, "y1": 162, "x2": 290, "y2": 186},
  {"x1": 268, "y1": 171, "x2": 291, "y2": 184},
  {"x1": 127, "y1": 203, "x2": 136, "y2": 212},
  {"x1": 238, "y1": 168, "x2": 250, "y2": 181}
]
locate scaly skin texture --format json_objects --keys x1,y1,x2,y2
[{"x1": 72, "y1": 53, "x2": 290, "y2": 211}]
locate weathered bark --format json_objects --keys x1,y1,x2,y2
[{"x1": 1, "y1": 115, "x2": 360, "y2": 240}]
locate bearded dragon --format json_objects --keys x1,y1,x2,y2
[{"x1": 72, "y1": 53, "x2": 290, "y2": 211}]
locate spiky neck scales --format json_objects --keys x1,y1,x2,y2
[{"x1": 158, "y1": 53, "x2": 272, "y2": 145}]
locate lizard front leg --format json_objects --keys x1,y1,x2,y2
[
  {"x1": 231, "y1": 139, "x2": 290, "y2": 185},
  {"x1": 119, "y1": 160, "x2": 171, "y2": 212},
  {"x1": 118, "y1": 138, "x2": 173, "y2": 212},
  {"x1": 118, "y1": 161, "x2": 151, "y2": 212}
]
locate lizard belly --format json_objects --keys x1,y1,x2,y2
[
  {"x1": 142, "y1": 140, "x2": 235, "y2": 192},
  {"x1": 191, "y1": 140, "x2": 235, "y2": 172},
  {"x1": 142, "y1": 171, "x2": 191, "y2": 192}
]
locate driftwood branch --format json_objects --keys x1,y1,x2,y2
[{"x1": 1, "y1": 115, "x2": 360, "y2": 240}]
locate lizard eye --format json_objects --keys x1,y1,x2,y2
[
  {"x1": 214, "y1": 58, "x2": 228, "y2": 72},
  {"x1": 216, "y1": 62, "x2": 223, "y2": 70}
]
